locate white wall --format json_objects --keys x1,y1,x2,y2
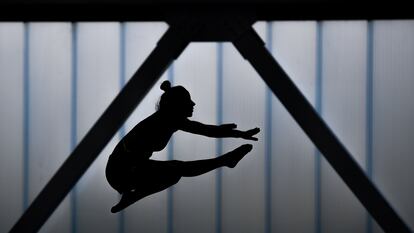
[{"x1": 1, "y1": 20, "x2": 413, "y2": 233}]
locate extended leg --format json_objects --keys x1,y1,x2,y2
[
  {"x1": 10, "y1": 23, "x2": 193, "y2": 233},
  {"x1": 232, "y1": 26, "x2": 412, "y2": 233},
  {"x1": 179, "y1": 144, "x2": 253, "y2": 177},
  {"x1": 110, "y1": 144, "x2": 253, "y2": 213}
]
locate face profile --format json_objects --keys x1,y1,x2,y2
[
  {"x1": 178, "y1": 91, "x2": 195, "y2": 117},
  {"x1": 158, "y1": 81, "x2": 196, "y2": 118}
]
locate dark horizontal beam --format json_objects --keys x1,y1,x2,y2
[{"x1": 0, "y1": 2, "x2": 413, "y2": 21}]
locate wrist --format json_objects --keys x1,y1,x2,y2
[{"x1": 235, "y1": 130, "x2": 243, "y2": 138}]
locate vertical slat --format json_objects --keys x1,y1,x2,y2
[
  {"x1": 0, "y1": 23, "x2": 24, "y2": 233},
  {"x1": 23, "y1": 22, "x2": 30, "y2": 212},
  {"x1": 71, "y1": 22, "x2": 78, "y2": 233},
  {"x1": 320, "y1": 21, "x2": 368, "y2": 233},
  {"x1": 167, "y1": 64, "x2": 175, "y2": 233},
  {"x1": 122, "y1": 22, "x2": 169, "y2": 233},
  {"x1": 372, "y1": 20, "x2": 414, "y2": 233},
  {"x1": 365, "y1": 20, "x2": 374, "y2": 233},
  {"x1": 28, "y1": 23, "x2": 72, "y2": 233},
  {"x1": 172, "y1": 42, "x2": 218, "y2": 233},
  {"x1": 221, "y1": 22, "x2": 266, "y2": 233},
  {"x1": 270, "y1": 21, "x2": 317, "y2": 233},
  {"x1": 216, "y1": 42, "x2": 224, "y2": 233},
  {"x1": 315, "y1": 21, "x2": 323, "y2": 233},
  {"x1": 75, "y1": 23, "x2": 120, "y2": 233},
  {"x1": 117, "y1": 21, "x2": 126, "y2": 233},
  {"x1": 264, "y1": 21, "x2": 272, "y2": 233}
]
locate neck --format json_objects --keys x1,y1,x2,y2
[{"x1": 157, "y1": 109, "x2": 185, "y2": 125}]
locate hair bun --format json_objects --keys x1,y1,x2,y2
[{"x1": 160, "y1": 80, "x2": 171, "y2": 92}]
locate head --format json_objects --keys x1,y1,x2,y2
[{"x1": 157, "y1": 80, "x2": 195, "y2": 118}]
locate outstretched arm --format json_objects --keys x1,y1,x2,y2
[{"x1": 180, "y1": 119, "x2": 260, "y2": 141}]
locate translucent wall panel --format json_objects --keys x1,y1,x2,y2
[
  {"x1": 0, "y1": 23, "x2": 24, "y2": 233},
  {"x1": 221, "y1": 22, "x2": 267, "y2": 233},
  {"x1": 173, "y1": 42, "x2": 218, "y2": 233},
  {"x1": 122, "y1": 22, "x2": 170, "y2": 233},
  {"x1": 27, "y1": 23, "x2": 72, "y2": 233},
  {"x1": 1, "y1": 20, "x2": 414, "y2": 233},
  {"x1": 320, "y1": 21, "x2": 368, "y2": 233},
  {"x1": 373, "y1": 20, "x2": 414, "y2": 233},
  {"x1": 270, "y1": 21, "x2": 317, "y2": 233},
  {"x1": 75, "y1": 23, "x2": 120, "y2": 233}
]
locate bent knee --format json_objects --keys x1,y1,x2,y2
[{"x1": 171, "y1": 175, "x2": 181, "y2": 185}]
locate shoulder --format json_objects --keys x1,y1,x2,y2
[{"x1": 179, "y1": 119, "x2": 206, "y2": 132}]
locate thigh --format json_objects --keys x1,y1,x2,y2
[
  {"x1": 130, "y1": 160, "x2": 183, "y2": 195},
  {"x1": 106, "y1": 152, "x2": 128, "y2": 193}
]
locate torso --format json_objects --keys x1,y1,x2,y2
[{"x1": 111, "y1": 112, "x2": 182, "y2": 164}]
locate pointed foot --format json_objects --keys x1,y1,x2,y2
[
  {"x1": 224, "y1": 144, "x2": 253, "y2": 168},
  {"x1": 111, "y1": 190, "x2": 144, "y2": 213}
]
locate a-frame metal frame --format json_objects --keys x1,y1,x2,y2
[{"x1": 10, "y1": 17, "x2": 413, "y2": 233}]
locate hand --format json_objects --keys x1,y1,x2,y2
[{"x1": 241, "y1": 127, "x2": 260, "y2": 141}]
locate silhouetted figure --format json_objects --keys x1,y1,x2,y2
[{"x1": 106, "y1": 80, "x2": 260, "y2": 213}]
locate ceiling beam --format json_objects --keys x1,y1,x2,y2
[{"x1": 0, "y1": 2, "x2": 413, "y2": 21}]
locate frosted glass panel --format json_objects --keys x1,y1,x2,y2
[
  {"x1": 27, "y1": 23, "x2": 72, "y2": 233},
  {"x1": 75, "y1": 23, "x2": 120, "y2": 233},
  {"x1": 373, "y1": 20, "x2": 414, "y2": 233},
  {"x1": 173, "y1": 42, "x2": 218, "y2": 233},
  {"x1": 320, "y1": 21, "x2": 368, "y2": 233},
  {"x1": 0, "y1": 20, "x2": 413, "y2": 233},
  {"x1": 221, "y1": 22, "x2": 267, "y2": 233},
  {"x1": 0, "y1": 23, "x2": 24, "y2": 233},
  {"x1": 270, "y1": 21, "x2": 317, "y2": 233}
]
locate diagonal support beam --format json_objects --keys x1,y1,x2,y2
[
  {"x1": 10, "y1": 23, "x2": 192, "y2": 233},
  {"x1": 232, "y1": 26, "x2": 412, "y2": 233}
]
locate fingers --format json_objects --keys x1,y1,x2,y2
[
  {"x1": 250, "y1": 127, "x2": 260, "y2": 134},
  {"x1": 244, "y1": 136, "x2": 258, "y2": 141},
  {"x1": 247, "y1": 127, "x2": 260, "y2": 135},
  {"x1": 242, "y1": 127, "x2": 260, "y2": 141}
]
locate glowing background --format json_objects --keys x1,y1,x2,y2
[{"x1": 0, "y1": 21, "x2": 413, "y2": 233}]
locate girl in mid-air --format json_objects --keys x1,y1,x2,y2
[{"x1": 106, "y1": 80, "x2": 260, "y2": 212}]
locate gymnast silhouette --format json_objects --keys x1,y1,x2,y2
[{"x1": 106, "y1": 80, "x2": 260, "y2": 213}]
